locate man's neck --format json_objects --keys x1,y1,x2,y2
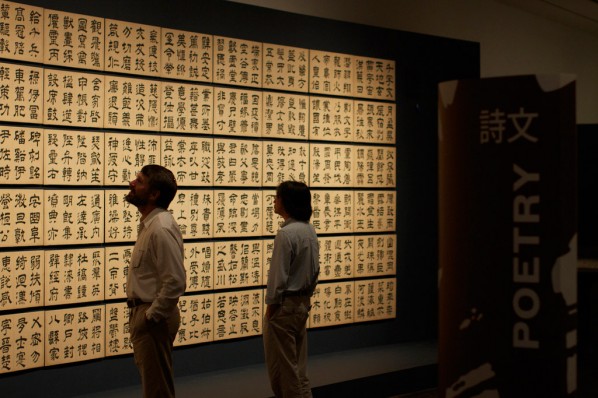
[{"x1": 138, "y1": 204, "x2": 158, "y2": 221}]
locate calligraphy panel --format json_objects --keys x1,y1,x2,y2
[
  {"x1": 43, "y1": 189, "x2": 104, "y2": 245},
  {"x1": 0, "y1": 310, "x2": 44, "y2": 374},
  {"x1": 214, "y1": 138, "x2": 261, "y2": 186},
  {"x1": 311, "y1": 190, "x2": 353, "y2": 234},
  {"x1": 213, "y1": 289, "x2": 262, "y2": 341},
  {"x1": 309, "y1": 143, "x2": 353, "y2": 187},
  {"x1": 354, "y1": 100, "x2": 396, "y2": 144},
  {"x1": 309, "y1": 96, "x2": 353, "y2": 141},
  {"x1": 354, "y1": 190, "x2": 396, "y2": 233},
  {"x1": 104, "y1": 190, "x2": 138, "y2": 244},
  {"x1": 0, "y1": 125, "x2": 43, "y2": 184},
  {"x1": 354, "y1": 145, "x2": 396, "y2": 188},
  {"x1": 0, "y1": 61, "x2": 42, "y2": 123},
  {"x1": 355, "y1": 234, "x2": 397, "y2": 277},
  {"x1": 262, "y1": 43, "x2": 308, "y2": 92},
  {"x1": 104, "y1": 132, "x2": 160, "y2": 185},
  {"x1": 104, "y1": 76, "x2": 160, "y2": 131},
  {"x1": 355, "y1": 277, "x2": 396, "y2": 322},
  {"x1": 262, "y1": 189, "x2": 283, "y2": 237},
  {"x1": 0, "y1": 188, "x2": 43, "y2": 248},
  {"x1": 170, "y1": 189, "x2": 213, "y2": 239},
  {"x1": 318, "y1": 235, "x2": 354, "y2": 281},
  {"x1": 161, "y1": 28, "x2": 212, "y2": 82},
  {"x1": 263, "y1": 92, "x2": 308, "y2": 140},
  {"x1": 0, "y1": 249, "x2": 43, "y2": 310},
  {"x1": 44, "y1": 129, "x2": 104, "y2": 185},
  {"x1": 261, "y1": 237, "x2": 274, "y2": 285},
  {"x1": 44, "y1": 247, "x2": 104, "y2": 306},
  {"x1": 309, "y1": 50, "x2": 353, "y2": 97},
  {"x1": 308, "y1": 281, "x2": 354, "y2": 328},
  {"x1": 44, "y1": 69, "x2": 104, "y2": 128},
  {"x1": 45, "y1": 305, "x2": 104, "y2": 365},
  {"x1": 43, "y1": 9, "x2": 104, "y2": 70},
  {"x1": 161, "y1": 82, "x2": 212, "y2": 134},
  {"x1": 162, "y1": 135, "x2": 213, "y2": 187},
  {"x1": 214, "y1": 36, "x2": 261, "y2": 88},
  {"x1": 213, "y1": 190, "x2": 262, "y2": 238},
  {"x1": 353, "y1": 56, "x2": 395, "y2": 100},
  {"x1": 213, "y1": 87, "x2": 261, "y2": 138},
  {"x1": 0, "y1": 1, "x2": 43, "y2": 63},
  {"x1": 104, "y1": 19, "x2": 160, "y2": 77},
  {"x1": 104, "y1": 245, "x2": 133, "y2": 300},
  {"x1": 262, "y1": 141, "x2": 309, "y2": 187},
  {"x1": 105, "y1": 301, "x2": 132, "y2": 356},
  {"x1": 175, "y1": 293, "x2": 214, "y2": 346},
  {"x1": 214, "y1": 239, "x2": 262, "y2": 289},
  {"x1": 184, "y1": 241, "x2": 213, "y2": 292}
]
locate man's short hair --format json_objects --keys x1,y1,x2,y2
[
  {"x1": 141, "y1": 164, "x2": 177, "y2": 209},
  {"x1": 276, "y1": 181, "x2": 312, "y2": 222}
]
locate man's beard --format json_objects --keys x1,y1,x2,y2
[{"x1": 125, "y1": 190, "x2": 148, "y2": 207}]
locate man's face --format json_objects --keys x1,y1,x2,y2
[
  {"x1": 274, "y1": 194, "x2": 283, "y2": 216},
  {"x1": 125, "y1": 172, "x2": 153, "y2": 208}
]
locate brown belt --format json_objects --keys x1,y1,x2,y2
[{"x1": 126, "y1": 298, "x2": 148, "y2": 308}]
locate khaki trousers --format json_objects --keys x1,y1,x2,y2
[
  {"x1": 130, "y1": 304, "x2": 180, "y2": 398},
  {"x1": 263, "y1": 296, "x2": 312, "y2": 398}
]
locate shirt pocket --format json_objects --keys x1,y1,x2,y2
[{"x1": 131, "y1": 249, "x2": 145, "y2": 269}]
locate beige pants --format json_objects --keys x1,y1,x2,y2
[
  {"x1": 263, "y1": 296, "x2": 312, "y2": 398},
  {"x1": 130, "y1": 304, "x2": 180, "y2": 398}
]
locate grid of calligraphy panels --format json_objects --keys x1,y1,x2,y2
[{"x1": 0, "y1": 0, "x2": 398, "y2": 373}]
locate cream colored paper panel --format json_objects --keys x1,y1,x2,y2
[
  {"x1": 44, "y1": 9, "x2": 104, "y2": 70},
  {"x1": 44, "y1": 129, "x2": 104, "y2": 185},
  {"x1": 104, "y1": 132, "x2": 160, "y2": 185},
  {"x1": 175, "y1": 293, "x2": 214, "y2": 346},
  {"x1": 214, "y1": 87, "x2": 261, "y2": 138},
  {"x1": 184, "y1": 241, "x2": 214, "y2": 292},
  {"x1": 311, "y1": 190, "x2": 353, "y2": 234},
  {"x1": 105, "y1": 19, "x2": 160, "y2": 77},
  {"x1": 263, "y1": 92, "x2": 308, "y2": 140},
  {"x1": 105, "y1": 301, "x2": 132, "y2": 356},
  {"x1": 308, "y1": 281, "x2": 354, "y2": 328},
  {"x1": 263, "y1": 141, "x2": 309, "y2": 187},
  {"x1": 161, "y1": 28, "x2": 212, "y2": 82},
  {"x1": 44, "y1": 69, "x2": 104, "y2": 128},
  {"x1": 355, "y1": 234, "x2": 397, "y2": 277},
  {"x1": 355, "y1": 277, "x2": 396, "y2": 322},
  {"x1": 318, "y1": 235, "x2": 354, "y2": 281},
  {"x1": 261, "y1": 189, "x2": 283, "y2": 237},
  {"x1": 0, "y1": 310, "x2": 44, "y2": 374},
  {"x1": 214, "y1": 138, "x2": 261, "y2": 186},
  {"x1": 214, "y1": 36, "x2": 261, "y2": 88},
  {"x1": 214, "y1": 190, "x2": 262, "y2": 238},
  {"x1": 44, "y1": 247, "x2": 104, "y2": 306},
  {"x1": 0, "y1": 249, "x2": 43, "y2": 310},
  {"x1": 354, "y1": 190, "x2": 396, "y2": 233},
  {"x1": 104, "y1": 245, "x2": 133, "y2": 300},
  {"x1": 213, "y1": 289, "x2": 262, "y2": 341},
  {"x1": 0, "y1": 188, "x2": 43, "y2": 247},
  {"x1": 45, "y1": 305, "x2": 105, "y2": 366},
  {"x1": 0, "y1": 62, "x2": 42, "y2": 123},
  {"x1": 262, "y1": 43, "x2": 308, "y2": 92},
  {"x1": 309, "y1": 50, "x2": 353, "y2": 97},
  {"x1": 104, "y1": 190, "x2": 139, "y2": 243},
  {"x1": 309, "y1": 143, "x2": 353, "y2": 187},
  {"x1": 309, "y1": 96, "x2": 353, "y2": 141},
  {"x1": 170, "y1": 189, "x2": 213, "y2": 239},
  {"x1": 43, "y1": 189, "x2": 104, "y2": 245},
  {"x1": 0, "y1": 1, "x2": 43, "y2": 63},
  {"x1": 354, "y1": 145, "x2": 396, "y2": 188},
  {"x1": 162, "y1": 135, "x2": 213, "y2": 186},
  {"x1": 104, "y1": 76, "x2": 161, "y2": 131},
  {"x1": 214, "y1": 239, "x2": 262, "y2": 289},
  {"x1": 354, "y1": 100, "x2": 396, "y2": 144},
  {"x1": 354, "y1": 56, "x2": 395, "y2": 100},
  {"x1": 161, "y1": 82, "x2": 212, "y2": 134},
  {"x1": 0, "y1": 125, "x2": 43, "y2": 184},
  {"x1": 261, "y1": 237, "x2": 274, "y2": 285}
]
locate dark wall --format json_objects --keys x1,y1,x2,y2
[
  {"x1": 2, "y1": 1, "x2": 480, "y2": 396},
  {"x1": 578, "y1": 124, "x2": 598, "y2": 259}
]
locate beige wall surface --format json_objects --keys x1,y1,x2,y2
[{"x1": 229, "y1": 0, "x2": 598, "y2": 124}]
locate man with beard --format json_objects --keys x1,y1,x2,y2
[{"x1": 125, "y1": 164, "x2": 186, "y2": 398}]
